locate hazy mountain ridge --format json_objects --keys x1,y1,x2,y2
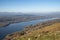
[{"x1": 0, "y1": 12, "x2": 60, "y2": 17}]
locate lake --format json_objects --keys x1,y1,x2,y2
[{"x1": 0, "y1": 18, "x2": 58, "y2": 40}]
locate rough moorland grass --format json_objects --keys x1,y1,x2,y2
[
  {"x1": 11, "y1": 23, "x2": 60, "y2": 40},
  {"x1": 11, "y1": 31, "x2": 60, "y2": 40}
]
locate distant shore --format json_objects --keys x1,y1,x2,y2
[{"x1": 0, "y1": 18, "x2": 52, "y2": 27}]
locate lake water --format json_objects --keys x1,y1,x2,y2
[{"x1": 0, "y1": 18, "x2": 58, "y2": 40}]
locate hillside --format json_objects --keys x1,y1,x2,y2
[{"x1": 3, "y1": 19, "x2": 60, "y2": 40}]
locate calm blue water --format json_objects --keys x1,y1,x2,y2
[{"x1": 0, "y1": 18, "x2": 58, "y2": 40}]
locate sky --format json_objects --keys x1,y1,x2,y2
[{"x1": 0, "y1": 0, "x2": 60, "y2": 13}]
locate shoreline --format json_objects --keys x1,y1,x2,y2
[{"x1": 3, "y1": 19, "x2": 60, "y2": 40}]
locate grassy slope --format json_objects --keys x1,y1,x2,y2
[
  {"x1": 4, "y1": 23, "x2": 60, "y2": 40},
  {"x1": 19, "y1": 23, "x2": 60, "y2": 40}
]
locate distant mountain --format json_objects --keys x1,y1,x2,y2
[
  {"x1": 0, "y1": 12, "x2": 60, "y2": 18},
  {"x1": 46, "y1": 12, "x2": 60, "y2": 18},
  {"x1": 0, "y1": 12, "x2": 23, "y2": 16}
]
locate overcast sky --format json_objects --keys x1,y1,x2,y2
[{"x1": 0, "y1": 0, "x2": 60, "y2": 13}]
